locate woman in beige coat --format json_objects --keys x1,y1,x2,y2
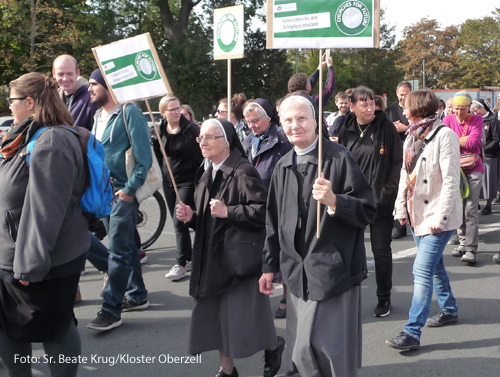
[{"x1": 385, "y1": 89, "x2": 462, "y2": 351}]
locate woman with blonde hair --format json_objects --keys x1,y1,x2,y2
[
  {"x1": 152, "y1": 94, "x2": 203, "y2": 281},
  {"x1": 0, "y1": 72, "x2": 89, "y2": 376}
]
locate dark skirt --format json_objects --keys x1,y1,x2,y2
[
  {"x1": 189, "y1": 276, "x2": 277, "y2": 358},
  {"x1": 0, "y1": 273, "x2": 80, "y2": 342}
]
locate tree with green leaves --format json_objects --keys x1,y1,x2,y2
[{"x1": 455, "y1": 8, "x2": 500, "y2": 87}]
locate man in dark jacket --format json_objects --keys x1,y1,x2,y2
[
  {"x1": 52, "y1": 55, "x2": 99, "y2": 130},
  {"x1": 386, "y1": 81, "x2": 412, "y2": 239}
]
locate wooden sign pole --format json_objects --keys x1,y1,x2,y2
[
  {"x1": 317, "y1": 49, "x2": 323, "y2": 239},
  {"x1": 227, "y1": 59, "x2": 232, "y2": 119},
  {"x1": 145, "y1": 99, "x2": 181, "y2": 204}
]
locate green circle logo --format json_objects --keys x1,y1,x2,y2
[
  {"x1": 135, "y1": 52, "x2": 157, "y2": 81},
  {"x1": 335, "y1": 1, "x2": 370, "y2": 36},
  {"x1": 216, "y1": 14, "x2": 239, "y2": 53}
]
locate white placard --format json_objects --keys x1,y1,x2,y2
[{"x1": 214, "y1": 5, "x2": 245, "y2": 60}]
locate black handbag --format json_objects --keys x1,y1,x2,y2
[
  {"x1": 224, "y1": 226, "x2": 265, "y2": 277},
  {"x1": 218, "y1": 162, "x2": 265, "y2": 278}
]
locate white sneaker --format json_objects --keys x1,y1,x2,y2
[
  {"x1": 165, "y1": 265, "x2": 186, "y2": 281},
  {"x1": 185, "y1": 261, "x2": 192, "y2": 271}
]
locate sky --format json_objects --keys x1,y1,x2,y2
[{"x1": 381, "y1": 0, "x2": 499, "y2": 41}]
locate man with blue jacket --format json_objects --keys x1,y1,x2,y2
[{"x1": 86, "y1": 68, "x2": 152, "y2": 331}]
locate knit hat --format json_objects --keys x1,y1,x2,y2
[{"x1": 90, "y1": 68, "x2": 108, "y2": 90}]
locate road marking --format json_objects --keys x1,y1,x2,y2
[{"x1": 367, "y1": 220, "x2": 500, "y2": 268}]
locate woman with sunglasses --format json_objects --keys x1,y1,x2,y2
[
  {"x1": 152, "y1": 94, "x2": 203, "y2": 281},
  {"x1": 0, "y1": 73, "x2": 89, "y2": 376}
]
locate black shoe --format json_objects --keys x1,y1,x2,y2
[
  {"x1": 374, "y1": 299, "x2": 391, "y2": 317},
  {"x1": 480, "y1": 206, "x2": 492, "y2": 215},
  {"x1": 426, "y1": 310, "x2": 458, "y2": 327},
  {"x1": 275, "y1": 299, "x2": 286, "y2": 319},
  {"x1": 448, "y1": 234, "x2": 460, "y2": 245},
  {"x1": 385, "y1": 332, "x2": 420, "y2": 351},
  {"x1": 213, "y1": 367, "x2": 238, "y2": 377},
  {"x1": 263, "y1": 336, "x2": 285, "y2": 377},
  {"x1": 87, "y1": 310, "x2": 122, "y2": 331},
  {"x1": 392, "y1": 228, "x2": 406, "y2": 239},
  {"x1": 122, "y1": 298, "x2": 150, "y2": 312},
  {"x1": 492, "y1": 196, "x2": 500, "y2": 205}
]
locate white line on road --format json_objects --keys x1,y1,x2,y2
[{"x1": 367, "y1": 220, "x2": 500, "y2": 268}]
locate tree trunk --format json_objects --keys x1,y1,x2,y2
[
  {"x1": 158, "y1": 0, "x2": 202, "y2": 44},
  {"x1": 30, "y1": 0, "x2": 37, "y2": 72}
]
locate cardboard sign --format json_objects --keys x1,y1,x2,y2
[
  {"x1": 266, "y1": 0, "x2": 380, "y2": 49},
  {"x1": 214, "y1": 5, "x2": 245, "y2": 60},
  {"x1": 92, "y1": 33, "x2": 172, "y2": 103}
]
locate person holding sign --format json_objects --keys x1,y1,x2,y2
[
  {"x1": 260, "y1": 94, "x2": 376, "y2": 377},
  {"x1": 176, "y1": 118, "x2": 285, "y2": 377},
  {"x1": 288, "y1": 53, "x2": 336, "y2": 111}
]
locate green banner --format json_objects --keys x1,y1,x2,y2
[
  {"x1": 273, "y1": 0, "x2": 373, "y2": 38},
  {"x1": 101, "y1": 50, "x2": 161, "y2": 90}
]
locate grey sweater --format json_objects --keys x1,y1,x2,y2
[{"x1": 0, "y1": 123, "x2": 89, "y2": 282}]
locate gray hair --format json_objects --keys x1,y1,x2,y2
[
  {"x1": 397, "y1": 81, "x2": 412, "y2": 91},
  {"x1": 243, "y1": 102, "x2": 267, "y2": 119},
  {"x1": 279, "y1": 95, "x2": 316, "y2": 125},
  {"x1": 201, "y1": 119, "x2": 228, "y2": 146}
]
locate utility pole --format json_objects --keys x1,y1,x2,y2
[{"x1": 422, "y1": 57, "x2": 426, "y2": 89}]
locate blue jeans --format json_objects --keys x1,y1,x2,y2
[
  {"x1": 404, "y1": 229, "x2": 458, "y2": 340},
  {"x1": 164, "y1": 182, "x2": 194, "y2": 267},
  {"x1": 101, "y1": 198, "x2": 147, "y2": 317}
]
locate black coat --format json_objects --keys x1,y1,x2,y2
[
  {"x1": 262, "y1": 140, "x2": 376, "y2": 301},
  {"x1": 151, "y1": 114, "x2": 203, "y2": 186},
  {"x1": 338, "y1": 110, "x2": 403, "y2": 219},
  {"x1": 188, "y1": 149, "x2": 268, "y2": 298},
  {"x1": 481, "y1": 111, "x2": 500, "y2": 158}
]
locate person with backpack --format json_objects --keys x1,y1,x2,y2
[
  {"x1": 0, "y1": 73, "x2": 88, "y2": 376},
  {"x1": 86, "y1": 68, "x2": 152, "y2": 331},
  {"x1": 386, "y1": 89, "x2": 461, "y2": 351}
]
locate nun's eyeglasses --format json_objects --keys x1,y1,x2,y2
[{"x1": 196, "y1": 135, "x2": 225, "y2": 143}]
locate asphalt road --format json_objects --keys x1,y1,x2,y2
[{"x1": 3, "y1": 199, "x2": 500, "y2": 377}]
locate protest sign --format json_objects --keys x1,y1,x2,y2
[
  {"x1": 214, "y1": 5, "x2": 245, "y2": 60},
  {"x1": 92, "y1": 33, "x2": 172, "y2": 103},
  {"x1": 266, "y1": 0, "x2": 380, "y2": 49}
]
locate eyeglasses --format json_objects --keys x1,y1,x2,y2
[
  {"x1": 166, "y1": 107, "x2": 181, "y2": 112},
  {"x1": 196, "y1": 135, "x2": 225, "y2": 143},
  {"x1": 6, "y1": 97, "x2": 27, "y2": 106},
  {"x1": 281, "y1": 116, "x2": 310, "y2": 127},
  {"x1": 246, "y1": 117, "x2": 262, "y2": 125},
  {"x1": 217, "y1": 109, "x2": 227, "y2": 114}
]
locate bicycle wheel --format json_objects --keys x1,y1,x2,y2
[{"x1": 137, "y1": 190, "x2": 167, "y2": 250}]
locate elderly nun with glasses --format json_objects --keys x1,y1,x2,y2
[
  {"x1": 259, "y1": 94, "x2": 376, "y2": 377},
  {"x1": 176, "y1": 118, "x2": 285, "y2": 377}
]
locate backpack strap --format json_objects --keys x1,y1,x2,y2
[{"x1": 26, "y1": 127, "x2": 49, "y2": 166}]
